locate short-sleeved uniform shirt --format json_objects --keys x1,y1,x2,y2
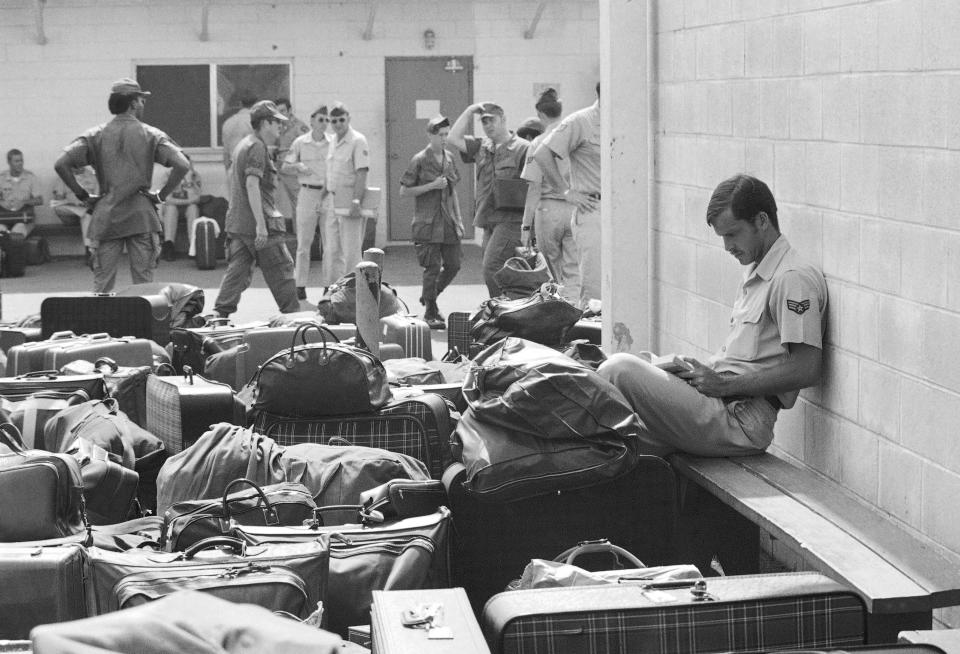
[
  {"x1": 276, "y1": 115, "x2": 310, "y2": 162},
  {"x1": 285, "y1": 131, "x2": 331, "y2": 187},
  {"x1": 226, "y1": 133, "x2": 284, "y2": 237},
  {"x1": 460, "y1": 133, "x2": 529, "y2": 228},
  {"x1": 542, "y1": 101, "x2": 600, "y2": 195},
  {"x1": 521, "y1": 123, "x2": 569, "y2": 200},
  {"x1": 0, "y1": 169, "x2": 39, "y2": 212},
  {"x1": 400, "y1": 146, "x2": 461, "y2": 244},
  {"x1": 327, "y1": 127, "x2": 370, "y2": 204},
  {"x1": 709, "y1": 235, "x2": 828, "y2": 409},
  {"x1": 61, "y1": 114, "x2": 181, "y2": 240}
]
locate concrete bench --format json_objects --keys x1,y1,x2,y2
[{"x1": 669, "y1": 451, "x2": 960, "y2": 644}]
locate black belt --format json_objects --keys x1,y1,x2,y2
[
  {"x1": 301, "y1": 184, "x2": 325, "y2": 191},
  {"x1": 586, "y1": 192, "x2": 601, "y2": 200}
]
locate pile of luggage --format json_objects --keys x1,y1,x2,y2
[{"x1": 0, "y1": 277, "x2": 879, "y2": 654}]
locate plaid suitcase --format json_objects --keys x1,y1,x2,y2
[
  {"x1": 0, "y1": 542, "x2": 90, "y2": 638},
  {"x1": 447, "y1": 311, "x2": 479, "y2": 358},
  {"x1": 443, "y1": 458, "x2": 677, "y2": 613},
  {"x1": 250, "y1": 394, "x2": 456, "y2": 479},
  {"x1": 481, "y1": 572, "x2": 868, "y2": 654},
  {"x1": 146, "y1": 369, "x2": 240, "y2": 454}
]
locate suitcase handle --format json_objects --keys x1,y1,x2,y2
[
  {"x1": 94, "y1": 357, "x2": 119, "y2": 372},
  {"x1": 555, "y1": 539, "x2": 646, "y2": 569},
  {"x1": 49, "y1": 330, "x2": 77, "y2": 341},
  {"x1": 182, "y1": 536, "x2": 246, "y2": 559},
  {"x1": 221, "y1": 478, "x2": 280, "y2": 526}
]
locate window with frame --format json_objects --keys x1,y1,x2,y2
[{"x1": 136, "y1": 62, "x2": 291, "y2": 149}]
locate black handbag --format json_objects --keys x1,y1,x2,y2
[
  {"x1": 471, "y1": 283, "x2": 583, "y2": 347},
  {"x1": 250, "y1": 323, "x2": 391, "y2": 417},
  {"x1": 161, "y1": 477, "x2": 318, "y2": 552}
]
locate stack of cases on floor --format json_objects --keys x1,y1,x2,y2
[{"x1": 250, "y1": 393, "x2": 456, "y2": 479}]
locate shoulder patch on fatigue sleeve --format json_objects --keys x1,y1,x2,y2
[{"x1": 787, "y1": 299, "x2": 810, "y2": 315}]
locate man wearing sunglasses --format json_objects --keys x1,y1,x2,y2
[
  {"x1": 324, "y1": 102, "x2": 370, "y2": 284},
  {"x1": 282, "y1": 105, "x2": 332, "y2": 300},
  {"x1": 213, "y1": 100, "x2": 300, "y2": 318},
  {"x1": 448, "y1": 101, "x2": 530, "y2": 298}
]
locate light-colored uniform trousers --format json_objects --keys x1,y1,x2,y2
[
  {"x1": 536, "y1": 198, "x2": 581, "y2": 305},
  {"x1": 598, "y1": 353, "x2": 778, "y2": 458},
  {"x1": 572, "y1": 203, "x2": 601, "y2": 306},
  {"x1": 321, "y1": 193, "x2": 365, "y2": 285},
  {"x1": 294, "y1": 187, "x2": 327, "y2": 287}
]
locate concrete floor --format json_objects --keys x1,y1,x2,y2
[{"x1": 0, "y1": 243, "x2": 488, "y2": 358}]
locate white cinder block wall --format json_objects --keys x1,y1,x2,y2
[
  {"x1": 0, "y1": 0, "x2": 599, "y2": 247},
  {"x1": 654, "y1": 0, "x2": 960, "y2": 627}
]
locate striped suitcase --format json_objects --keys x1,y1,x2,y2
[
  {"x1": 0, "y1": 542, "x2": 90, "y2": 638},
  {"x1": 481, "y1": 572, "x2": 868, "y2": 654},
  {"x1": 250, "y1": 394, "x2": 456, "y2": 479},
  {"x1": 380, "y1": 314, "x2": 432, "y2": 360}
]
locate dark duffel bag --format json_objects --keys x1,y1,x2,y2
[
  {"x1": 314, "y1": 271, "x2": 405, "y2": 324},
  {"x1": 62, "y1": 435, "x2": 140, "y2": 525},
  {"x1": 470, "y1": 283, "x2": 582, "y2": 347},
  {"x1": 161, "y1": 478, "x2": 317, "y2": 552},
  {"x1": 249, "y1": 323, "x2": 390, "y2": 418},
  {"x1": 0, "y1": 422, "x2": 88, "y2": 541},
  {"x1": 453, "y1": 337, "x2": 642, "y2": 502}
]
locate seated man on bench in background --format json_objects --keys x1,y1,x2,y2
[
  {"x1": 0, "y1": 148, "x2": 42, "y2": 235},
  {"x1": 600, "y1": 174, "x2": 828, "y2": 457}
]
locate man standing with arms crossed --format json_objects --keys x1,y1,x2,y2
[
  {"x1": 54, "y1": 78, "x2": 190, "y2": 292},
  {"x1": 520, "y1": 88, "x2": 581, "y2": 304},
  {"x1": 448, "y1": 101, "x2": 529, "y2": 298},
  {"x1": 214, "y1": 100, "x2": 300, "y2": 318},
  {"x1": 282, "y1": 104, "x2": 331, "y2": 300},
  {"x1": 534, "y1": 83, "x2": 601, "y2": 307}
]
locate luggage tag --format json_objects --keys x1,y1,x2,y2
[{"x1": 401, "y1": 603, "x2": 454, "y2": 639}]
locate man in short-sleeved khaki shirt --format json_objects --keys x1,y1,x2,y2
[{"x1": 599, "y1": 175, "x2": 828, "y2": 457}]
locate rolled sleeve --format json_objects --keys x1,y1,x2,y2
[
  {"x1": 770, "y1": 269, "x2": 825, "y2": 349},
  {"x1": 244, "y1": 142, "x2": 268, "y2": 179},
  {"x1": 400, "y1": 156, "x2": 421, "y2": 187},
  {"x1": 520, "y1": 154, "x2": 542, "y2": 184},
  {"x1": 62, "y1": 137, "x2": 92, "y2": 168},
  {"x1": 544, "y1": 119, "x2": 581, "y2": 160}
]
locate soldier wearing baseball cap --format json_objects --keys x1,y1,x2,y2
[
  {"x1": 248, "y1": 100, "x2": 288, "y2": 127},
  {"x1": 110, "y1": 77, "x2": 150, "y2": 96}
]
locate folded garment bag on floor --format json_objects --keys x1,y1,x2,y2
[
  {"x1": 86, "y1": 536, "x2": 330, "y2": 619},
  {"x1": 30, "y1": 589, "x2": 342, "y2": 654}
]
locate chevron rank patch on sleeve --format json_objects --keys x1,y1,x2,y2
[{"x1": 787, "y1": 299, "x2": 810, "y2": 315}]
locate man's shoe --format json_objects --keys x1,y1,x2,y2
[
  {"x1": 161, "y1": 240, "x2": 176, "y2": 261},
  {"x1": 296, "y1": 286, "x2": 307, "y2": 301},
  {"x1": 424, "y1": 315, "x2": 446, "y2": 330}
]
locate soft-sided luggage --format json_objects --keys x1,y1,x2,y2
[
  {"x1": 315, "y1": 272, "x2": 406, "y2": 325},
  {"x1": 443, "y1": 458, "x2": 677, "y2": 612},
  {"x1": 481, "y1": 572, "x2": 868, "y2": 654},
  {"x1": 470, "y1": 284, "x2": 582, "y2": 348},
  {"x1": 251, "y1": 394, "x2": 457, "y2": 479},
  {"x1": 447, "y1": 311, "x2": 480, "y2": 359},
  {"x1": 42, "y1": 333, "x2": 155, "y2": 371},
  {"x1": 566, "y1": 316, "x2": 601, "y2": 344},
  {"x1": 145, "y1": 366, "x2": 240, "y2": 454},
  {"x1": 194, "y1": 216, "x2": 218, "y2": 270},
  {"x1": 31, "y1": 589, "x2": 343, "y2": 654},
  {"x1": 0, "y1": 323, "x2": 42, "y2": 354},
  {"x1": 161, "y1": 478, "x2": 317, "y2": 552},
  {"x1": 370, "y1": 587, "x2": 491, "y2": 654},
  {"x1": 234, "y1": 507, "x2": 452, "y2": 638},
  {"x1": 0, "y1": 423, "x2": 87, "y2": 542},
  {"x1": 380, "y1": 314, "x2": 432, "y2": 360},
  {"x1": 116, "y1": 282, "x2": 207, "y2": 335},
  {"x1": 87, "y1": 536, "x2": 330, "y2": 618},
  {"x1": 0, "y1": 387, "x2": 92, "y2": 450},
  {"x1": 6, "y1": 331, "x2": 92, "y2": 376},
  {"x1": 59, "y1": 357, "x2": 151, "y2": 428},
  {"x1": 24, "y1": 234, "x2": 51, "y2": 266},
  {"x1": 0, "y1": 542, "x2": 90, "y2": 639},
  {"x1": 40, "y1": 295, "x2": 166, "y2": 343},
  {"x1": 63, "y1": 436, "x2": 140, "y2": 525},
  {"x1": 0, "y1": 232, "x2": 26, "y2": 278}
]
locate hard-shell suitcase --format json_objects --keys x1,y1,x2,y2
[
  {"x1": 170, "y1": 320, "x2": 267, "y2": 374},
  {"x1": 481, "y1": 572, "x2": 868, "y2": 654},
  {"x1": 381, "y1": 314, "x2": 432, "y2": 360},
  {"x1": 6, "y1": 331, "x2": 91, "y2": 376},
  {"x1": 443, "y1": 457, "x2": 678, "y2": 613},
  {"x1": 43, "y1": 333, "x2": 155, "y2": 371},
  {"x1": 0, "y1": 232, "x2": 26, "y2": 278},
  {"x1": 87, "y1": 536, "x2": 330, "y2": 618},
  {"x1": 195, "y1": 217, "x2": 217, "y2": 270},
  {"x1": 250, "y1": 394, "x2": 456, "y2": 479},
  {"x1": 41, "y1": 295, "x2": 167, "y2": 343},
  {"x1": 146, "y1": 367, "x2": 240, "y2": 454},
  {"x1": 371, "y1": 587, "x2": 491, "y2": 654},
  {"x1": 0, "y1": 542, "x2": 90, "y2": 638},
  {"x1": 0, "y1": 370, "x2": 107, "y2": 401}
]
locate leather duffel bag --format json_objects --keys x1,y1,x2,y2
[
  {"x1": 250, "y1": 324, "x2": 390, "y2": 418},
  {"x1": 470, "y1": 283, "x2": 582, "y2": 347}
]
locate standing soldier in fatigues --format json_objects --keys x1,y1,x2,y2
[{"x1": 400, "y1": 115, "x2": 464, "y2": 329}]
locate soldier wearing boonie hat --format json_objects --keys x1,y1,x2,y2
[{"x1": 53, "y1": 77, "x2": 190, "y2": 292}]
